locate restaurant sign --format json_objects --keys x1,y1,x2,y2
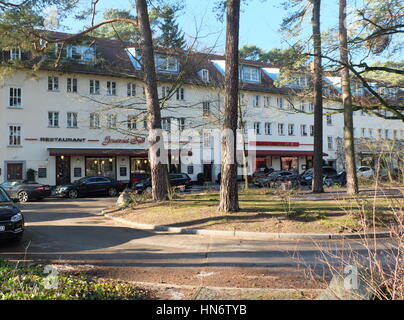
[
  {"x1": 39, "y1": 137, "x2": 86, "y2": 142},
  {"x1": 101, "y1": 136, "x2": 145, "y2": 146}
]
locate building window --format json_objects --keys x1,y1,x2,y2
[
  {"x1": 161, "y1": 118, "x2": 171, "y2": 131},
  {"x1": 240, "y1": 66, "x2": 260, "y2": 83},
  {"x1": 48, "y1": 112, "x2": 59, "y2": 127},
  {"x1": 361, "y1": 128, "x2": 366, "y2": 137},
  {"x1": 201, "y1": 69, "x2": 209, "y2": 82},
  {"x1": 161, "y1": 86, "x2": 171, "y2": 98},
  {"x1": 9, "y1": 88, "x2": 22, "y2": 107},
  {"x1": 368, "y1": 128, "x2": 373, "y2": 137},
  {"x1": 278, "y1": 123, "x2": 285, "y2": 136},
  {"x1": 8, "y1": 125, "x2": 21, "y2": 146},
  {"x1": 202, "y1": 102, "x2": 211, "y2": 117},
  {"x1": 67, "y1": 112, "x2": 78, "y2": 128},
  {"x1": 254, "y1": 122, "x2": 261, "y2": 135},
  {"x1": 276, "y1": 97, "x2": 283, "y2": 109},
  {"x1": 326, "y1": 115, "x2": 332, "y2": 125},
  {"x1": 288, "y1": 124, "x2": 295, "y2": 136},
  {"x1": 203, "y1": 133, "x2": 212, "y2": 147},
  {"x1": 310, "y1": 125, "x2": 314, "y2": 136},
  {"x1": 107, "y1": 81, "x2": 117, "y2": 95},
  {"x1": 67, "y1": 78, "x2": 78, "y2": 93},
  {"x1": 37, "y1": 168, "x2": 47, "y2": 178},
  {"x1": 127, "y1": 83, "x2": 136, "y2": 96},
  {"x1": 327, "y1": 136, "x2": 334, "y2": 150},
  {"x1": 156, "y1": 54, "x2": 179, "y2": 73},
  {"x1": 264, "y1": 96, "x2": 270, "y2": 108},
  {"x1": 308, "y1": 102, "x2": 314, "y2": 112},
  {"x1": 90, "y1": 80, "x2": 100, "y2": 94},
  {"x1": 264, "y1": 122, "x2": 272, "y2": 135},
  {"x1": 385, "y1": 129, "x2": 389, "y2": 139},
  {"x1": 252, "y1": 95, "x2": 260, "y2": 108},
  {"x1": 299, "y1": 101, "x2": 305, "y2": 111},
  {"x1": 127, "y1": 115, "x2": 137, "y2": 130},
  {"x1": 176, "y1": 88, "x2": 185, "y2": 100},
  {"x1": 48, "y1": 76, "x2": 59, "y2": 91},
  {"x1": 177, "y1": 118, "x2": 185, "y2": 131},
  {"x1": 90, "y1": 113, "x2": 100, "y2": 128},
  {"x1": 107, "y1": 114, "x2": 117, "y2": 128},
  {"x1": 393, "y1": 130, "x2": 397, "y2": 140},
  {"x1": 301, "y1": 124, "x2": 307, "y2": 136},
  {"x1": 10, "y1": 48, "x2": 21, "y2": 60}
]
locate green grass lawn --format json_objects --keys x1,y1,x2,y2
[
  {"x1": 0, "y1": 259, "x2": 150, "y2": 300},
  {"x1": 110, "y1": 188, "x2": 402, "y2": 234}
]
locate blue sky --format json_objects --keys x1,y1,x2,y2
[{"x1": 62, "y1": 0, "x2": 342, "y2": 53}]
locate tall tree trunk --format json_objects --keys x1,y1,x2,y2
[
  {"x1": 219, "y1": 0, "x2": 240, "y2": 212},
  {"x1": 339, "y1": 0, "x2": 359, "y2": 195},
  {"x1": 238, "y1": 100, "x2": 249, "y2": 191},
  {"x1": 311, "y1": 0, "x2": 324, "y2": 193},
  {"x1": 136, "y1": 0, "x2": 168, "y2": 201}
]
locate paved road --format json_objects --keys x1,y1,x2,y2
[{"x1": 0, "y1": 197, "x2": 394, "y2": 289}]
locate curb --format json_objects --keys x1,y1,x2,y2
[{"x1": 103, "y1": 210, "x2": 397, "y2": 241}]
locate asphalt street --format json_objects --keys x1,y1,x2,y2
[{"x1": 0, "y1": 197, "x2": 395, "y2": 289}]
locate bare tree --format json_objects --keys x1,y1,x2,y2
[
  {"x1": 339, "y1": 0, "x2": 358, "y2": 195},
  {"x1": 136, "y1": 0, "x2": 168, "y2": 201},
  {"x1": 219, "y1": 0, "x2": 240, "y2": 212}
]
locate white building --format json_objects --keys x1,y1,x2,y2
[{"x1": 1, "y1": 33, "x2": 403, "y2": 186}]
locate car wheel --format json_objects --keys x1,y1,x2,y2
[
  {"x1": 108, "y1": 187, "x2": 117, "y2": 197},
  {"x1": 18, "y1": 191, "x2": 29, "y2": 203},
  {"x1": 68, "y1": 189, "x2": 78, "y2": 199},
  {"x1": 145, "y1": 186, "x2": 152, "y2": 193}
]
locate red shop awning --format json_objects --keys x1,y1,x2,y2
[{"x1": 253, "y1": 150, "x2": 328, "y2": 157}]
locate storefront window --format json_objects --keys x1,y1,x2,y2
[
  {"x1": 281, "y1": 157, "x2": 298, "y2": 171},
  {"x1": 131, "y1": 158, "x2": 150, "y2": 173},
  {"x1": 86, "y1": 157, "x2": 116, "y2": 178}
]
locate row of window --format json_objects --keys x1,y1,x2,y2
[
  {"x1": 251, "y1": 122, "x2": 315, "y2": 137},
  {"x1": 356, "y1": 128, "x2": 404, "y2": 140},
  {"x1": 7, "y1": 80, "x2": 187, "y2": 108}
]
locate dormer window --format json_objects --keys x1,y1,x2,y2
[
  {"x1": 240, "y1": 65, "x2": 260, "y2": 83},
  {"x1": 351, "y1": 81, "x2": 364, "y2": 96},
  {"x1": 10, "y1": 48, "x2": 21, "y2": 60},
  {"x1": 156, "y1": 54, "x2": 179, "y2": 73},
  {"x1": 200, "y1": 69, "x2": 209, "y2": 82},
  {"x1": 66, "y1": 45, "x2": 96, "y2": 63}
]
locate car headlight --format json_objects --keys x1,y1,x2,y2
[
  {"x1": 11, "y1": 213, "x2": 23, "y2": 222},
  {"x1": 59, "y1": 187, "x2": 68, "y2": 191}
]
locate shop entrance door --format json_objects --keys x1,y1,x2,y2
[
  {"x1": 56, "y1": 156, "x2": 71, "y2": 185},
  {"x1": 7, "y1": 163, "x2": 23, "y2": 180}
]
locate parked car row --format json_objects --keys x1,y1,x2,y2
[{"x1": 133, "y1": 173, "x2": 192, "y2": 193}]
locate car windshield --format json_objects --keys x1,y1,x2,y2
[
  {"x1": 1, "y1": 181, "x2": 21, "y2": 187},
  {"x1": 0, "y1": 188, "x2": 11, "y2": 202}
]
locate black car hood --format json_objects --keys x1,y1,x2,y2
[{"x1": 0, "y1": 203, "x2": 20, "y2": 218}]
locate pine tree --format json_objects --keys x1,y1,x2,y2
[{"x1": 156, "y1": 6, "x2": 186, "y2": 49}]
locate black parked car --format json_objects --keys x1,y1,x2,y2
[
  {"x1": 299, "y1": 166, "x2": 338, "y2": 186},
  {"x1": 254, "y1": 170, "x2": 298, "y2": 187},
  {"x1": 130, "y1": 173, "x2": 151, "y2": 188},
  {"x1": 0, "y1": 180, "x2": 52, "y2": 203},
  {"x1": 134, "y1": 173, "x2": 192, "y2": 193},
  {"x1": 323, "y1": 170, "x2": 347, "y2": 187},
  {"x1": 0, "y1": 187, "x2": 24, "y2": 241},
  {"x1": 55, "y1": 176, "x2": 125, "y2": 199}
]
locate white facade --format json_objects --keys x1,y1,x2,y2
[{"x1": 0, "y1": 66, "x2": 403, "y2": 186}]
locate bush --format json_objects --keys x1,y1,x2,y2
[{"x1": 0, "y1": 260, "x2": 150, "y2": 300}]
